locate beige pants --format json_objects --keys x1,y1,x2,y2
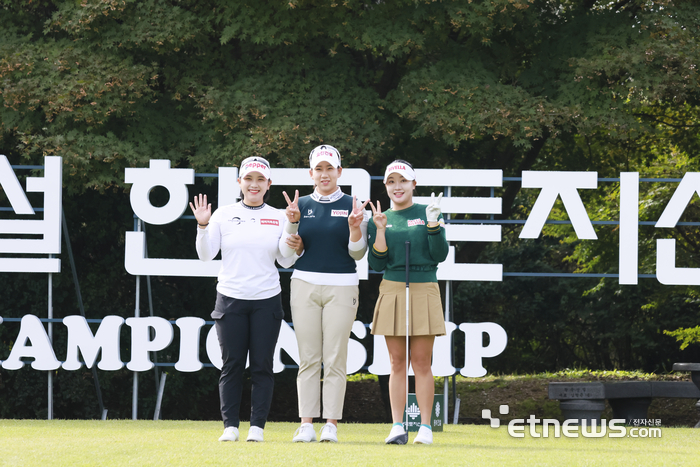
[{"x1": 290, "y1": 278, "x2": 359, "y2": 420}]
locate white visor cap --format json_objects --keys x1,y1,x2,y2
[
  {"x1": 239, "y1": 157, "x2": 272, "y2": 180},
  {"x1": 383, "y1": 161, "x2": 416, "y2": 184},
  {"x1": 309, "y1": 145, "x2": 341, "y2": 169}
]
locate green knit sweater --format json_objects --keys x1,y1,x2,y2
[{"x1": 367, "y1": 203, "x2": 448, "y2": 283}]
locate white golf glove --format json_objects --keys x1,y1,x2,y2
[{"x1": 426, "y1": 192, "x2": 443, "y2": 223}]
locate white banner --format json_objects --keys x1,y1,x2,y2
[{"x1": 0, "y1": 315, "x2": 505, "y2": 378}]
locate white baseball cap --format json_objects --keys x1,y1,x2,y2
[
  {"x1": 309, "y1": 145, "x2": 341, "y2": 169},
  {"x1": 239, "y1": 157, "x2": 272, "y2": 180},
  {"x1": 383, "y1": 160, "x2": 416, "y2": 183}
]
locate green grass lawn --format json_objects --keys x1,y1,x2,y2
[{"x1": 0, "y1": 420, "x2": 695, "y2": 466}]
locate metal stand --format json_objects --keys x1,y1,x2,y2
[
  {"x1": 443, "y1": 186, "x2": 452, "y2": 425},
  {"x1": 153, "y1": 372, "x2": 167, "y2": 421},
  {"x1": 453, "y1": 394, "x2": 461, "y2": 424},
  {"x1": 142, "y1": 223, "x2": 161, "y2": 393},
  {"x1": 131, "y1": 219, "x2": 164, "y2": 420},
  {"x1": 444, "y1": 281, "x2": 449, "y2": 425},
  {"x1": 48, "y1": 258, "x2": 53, "y2": 420},
  {"x1": 62, "y1": 212, "x2": 106, "y2": 419},
  {"x1": 133, "y1": 219, "x2": 141, "y2": 420}
]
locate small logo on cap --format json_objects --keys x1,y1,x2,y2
[{"x1": 243, "y1": 162, "x2": 268, "y2": 171}]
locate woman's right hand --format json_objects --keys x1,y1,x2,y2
[
  {"x1": 285, "y1": 233, "x2": 304, "y2": 256},
  {"x1": 283, "y1": 190, "x2": 301, "y2": 223},
  {"x1": 369, "y1": 201, "x2": 387, "y2": 230},
  {"x1": 189, "y1": 194, "x2": 211, "y2": 227}
]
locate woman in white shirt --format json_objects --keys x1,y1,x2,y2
[{"x1": 190, "y1": 156, "x2": 302, "y2": 443}]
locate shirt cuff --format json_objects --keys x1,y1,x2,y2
[
  {"x1": 349, "y1": 236, "x2": 367, "y2": 252},
  {"x1": 371, "y1": 246, "x2": 388, "y2": 258},
  {"x1": 285, "y1": 221, "x2": 299, "y2": 235}
]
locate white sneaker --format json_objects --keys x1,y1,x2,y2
[
  {"x1": 319, "y1": 423, "x2": 338, "y2": 443},
  {"x1": 247, "y1": 426, "x2": 264, "y2": 442},
  {"x1": 413, "y1": 425, "x2": 433, "y2": 445},
  {"x1": 218, "y1": 426, "x2": 239, "y2": 442},
  {"x1": 385, "y1": 424, "x2": 408, "y2": 444},
  {"x1": 292, "y1": 423, "x2": 317, "y2": 442}
]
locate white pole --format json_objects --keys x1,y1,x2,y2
[
  {"x1": 48, "y1": 255, "x2": 53, "y2": 420},
  {"x1": 153, "y1": 373, "x2": 167, "y2": 421},
  {"x1": 132, "y1": 220, "x2": 141, "y2": 420},
  {"x1": 443, "y1": 186, "x2": 451, "y2": 424}
]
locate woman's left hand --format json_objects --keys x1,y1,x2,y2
[
  {"x1": 369, "y1": 201, "x2": 387, "y2": 230},
  {"x1": 285, "y1": 234, "x2": 304, "y2": 256},
  {"x1": 348, "y1": 195, "x2": 369, "y2": 229},
  {"x1": 426, "y1": 192, "x2": 443, "y2": 223}
]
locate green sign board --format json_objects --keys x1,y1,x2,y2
[{"x1": 403, "y1": 393, "x2": 444, "y2": 432}]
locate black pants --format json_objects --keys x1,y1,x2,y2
[{"x1": 212, "y1": 292, "x2": 283, "y2": 429}]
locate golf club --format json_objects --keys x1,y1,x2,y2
[
  {"x1": 401, "y1": 241, "x2": 411, "y2": 444},
  {"x1": 385, "y1": 240, "x2": 411, "y2": 445}
]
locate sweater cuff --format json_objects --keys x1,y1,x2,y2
[
  {"x1": 371, "y1": 246, "x2": 388, "y2": 258},
  {"x1": 427, "y1": 224, "x2": 442, "y2": 235}
]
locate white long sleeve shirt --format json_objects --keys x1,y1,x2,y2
[{"x1": 196, "y1": 202, "x2": 296, "y2": 300}]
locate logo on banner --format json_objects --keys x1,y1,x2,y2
[{"x1": 331, "y1": 210, "x2": 349, "y2": 217}]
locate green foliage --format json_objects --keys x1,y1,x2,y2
[
  {"x1": 664, "y1": 326, "x2": 700, "y2": 350},
  {"x1": 1, "y1": 0, "x2": 698, "y2": 186}
]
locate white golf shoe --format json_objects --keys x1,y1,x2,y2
[
  {"x1": 292, "y1": 423, "x2": 317, "y2": 442},
  {"x1": 385, "y1": 424, "x2": 408, "y2": 444},
  {"x1": 218, "y1": 426, "x2": 239, "y2": 442},
  {"x1": 413, "y1": 425, "x2": 433, "y2": 445},
  {"x1": 247, "y1": 426, "x2": 264, "y2": 442},
  {"x1": 319, "y1": 423, "x2": 338, "y2": 443}
]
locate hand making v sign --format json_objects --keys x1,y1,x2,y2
[
  {"x1": 282, "y1": 189, "x2": 300, "y2": 223},
  {"x1": 369, "y1": 200, "x2": 387, "y2": 230},
  {"x1": 348, "y1": 195, "x2": 369, "y2": 229}
]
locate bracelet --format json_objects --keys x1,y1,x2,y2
[{"x1": 198, "y1": 223, "x2": 209, "y2": 227}]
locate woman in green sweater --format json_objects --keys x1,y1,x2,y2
[{"x1": 368, "y1": 160, "x2": 448, "y2": 445}]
